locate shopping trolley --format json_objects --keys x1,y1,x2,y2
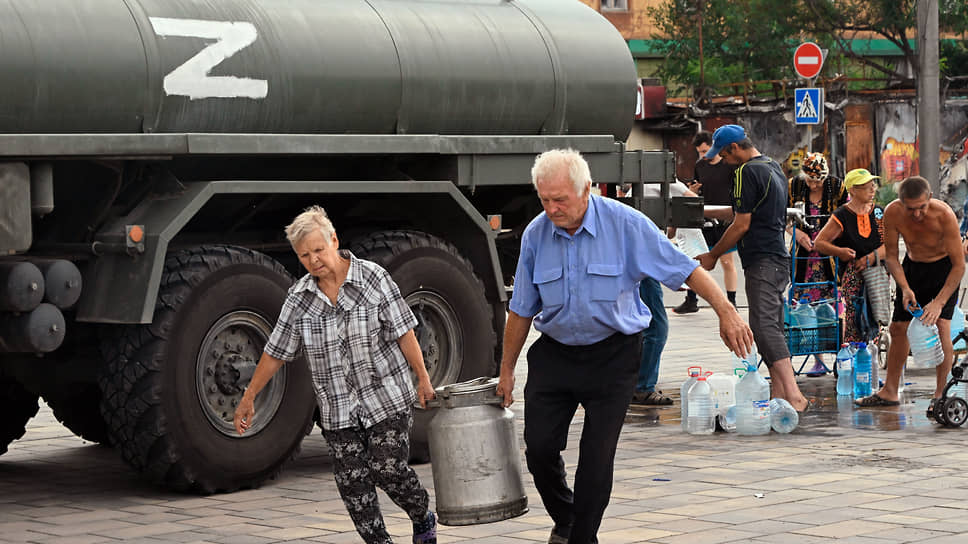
[{"x1": 785, "y1": 208, "x2": 841, "y2": 376}]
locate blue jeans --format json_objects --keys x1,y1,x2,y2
[{"x1": 636, "y1": 278, "x2": 668, "y2": 393}]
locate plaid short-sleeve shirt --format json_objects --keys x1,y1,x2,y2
[{"x1": 264, "y1": 250, "x2": 418, "y2": 430}]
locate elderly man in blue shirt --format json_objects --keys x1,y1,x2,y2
[{"x1": 496, "y1": 149, "x2": 753, "y2": 544}]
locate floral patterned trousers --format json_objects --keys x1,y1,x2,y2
[{"x1": 322, "y1": 411, "x2": 430, "y2": 544}]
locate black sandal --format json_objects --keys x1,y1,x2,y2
[{"x1": 854, "y1": 393, "x2": 900, "y2": 407}]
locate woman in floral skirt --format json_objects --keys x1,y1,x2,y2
[
  {"x1": 787, "y1": 153, "x2": 848, "y2": 375},
  {"x1": 815, "y1": 169, "x2": 886, "y2": 347}
]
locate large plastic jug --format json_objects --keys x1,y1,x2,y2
[
  {"x1": 952, "y1": 306, "x2": 965, "y2": 350},
  {"x1": 869, "y1": 341, "x2": 880, "y2": 389},
  {"x1": 685, "y1": 377, "x2": 715, "y2": 435},
  {"x1": 853, "y1": 341, "x2": 872, "y2": 398},
  {"x1": 675, "y1": 228, "x2": 709, "y2": 259},
  {"x1": 946, "y1": 370, "x2": 968, "y2": 400},
  {"x1": 769, "y1": 398, "x2": 799, "y2": 433},
  {"x1": 907, "y1": 307, "x2": 943, "y2": 369},
  {"x1": 707, "y1": 372, "x2": 737, "y2": 417},
  {"x1": 790, "y1": 299, "x2": 817, "y2": 351},
  {"x1": 815, "y1": 301, "x2": 837, "y2": 326},
  {"x1": 734, "y1": 362, "x2": 771, "y2": 435},
  {"x1": 680, "y1": 366, "x2": 702, "y2": 432},
  {"x1": 815, "y1": 301, "x2": 838, "y2": 348},
  {"x1": 835, "y1": 344, "x2": 853, "y2": 396}
]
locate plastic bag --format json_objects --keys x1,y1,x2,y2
[{"x1": 861, "y1": 263, "x2": 891, "y2": 325}]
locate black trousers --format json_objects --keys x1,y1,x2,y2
[{"x1": 523, "y1": 332, "x2": 642, "y2": 544}]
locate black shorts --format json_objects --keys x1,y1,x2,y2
[
  {"x1": 702, "y1": 222, "x2": 728, "y2": 248},
  {"x1": 891, "y1": 256, "x2": 959, "y2": 322}
]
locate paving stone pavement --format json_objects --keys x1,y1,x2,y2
[{"x1": 3, "y1": 267, "x2": 968, "y2": 543}]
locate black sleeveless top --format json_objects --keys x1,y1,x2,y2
[{"x1": 831, "y1": 204, "x2": 884, "y2": 258}]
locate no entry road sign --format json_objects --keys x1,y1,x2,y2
[{"x1": 794, "y1": 42, "x2": 824, "y2": 79}]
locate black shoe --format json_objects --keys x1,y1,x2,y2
[
  {"x1": 548, "y1": 524, "x2": 571, "y2": 544},
  {"x1": 673, "y1": 298, "x2": 699, "y2": 314},
  {"x1": 631, "y1": 390, "x2": 673, "y2": 406}
]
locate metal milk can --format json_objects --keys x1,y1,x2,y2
[{"x1": 426, "y1": 377, "x2": 528, "y2": 526}]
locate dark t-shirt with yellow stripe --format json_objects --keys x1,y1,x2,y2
[{"x1": 733, "y1": 155, "x2": 789, "y2": 267}]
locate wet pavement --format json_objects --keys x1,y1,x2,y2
[
  {"x1": 4, "y1": 272, "x2": 968, "y2": 542},
  {"x1": 627, "y1": 368, "x2": 951, "y2": 434}
]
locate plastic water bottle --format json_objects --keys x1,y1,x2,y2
[
  {"x1": 675, "y1": 228, "x2": 709, "y2": 259},
  {"x1": 815, "y1": 301, "x2": 838, "y2": 348},
  {"x1": 853, "y1": 341, "x2": 872, "y2": 398},
  {"x1": 946, "y1": 370, "x2": 968, "y2": 400},
  {"x1": 815, "y1": 301, "x2": 837, "y2": 326},
  {"x1": 953, "y1": 306, "x2": 966, "y2": 350},
  {"x1": 907, "y1": 308, "x2": 943, "y2": 369},
  {"x1": 790, "y1": 299, "x2": 817, "y2": 351},
  {"x1": 718, "y1": 405, "x2": 737, "y2": 433},
  {"x1": 734, "y1": 362, "x2": 771, "y2": 435},
  {"x1": 686, "y1": 377, "x2": 715, "y2": 435},
  {"x1": 707, "y1": 372, "x2": 737, "y2": 417},
  {"x1": 680, "y1": 366, "x2": 702, "y2": 432},
  {"x1": 836, "y1": 343, "x2": 853, "y2": 396},
  {"x1": 869, "y1": 342, "x2": 880, "y2": 389},
  {"x1": 769, "y1": 398, "x2": 799, "y2": 433}
]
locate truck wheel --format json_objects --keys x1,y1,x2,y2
[
  {"x1": 0, "y1": 376, "x2": 39, "y2": 455},
  {"x1": 44, "y1": 385, "x2": 110, "y2": 445},
  {"x1": 99, "y1": 246, "x2": 315, "y2": 493},
  {"x1": 349, "y1": 231, "x2": 497, "y2": 461}
]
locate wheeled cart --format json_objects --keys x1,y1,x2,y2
[{"x1": 785, "y1": 220, "x2": 841, "y2": 376}]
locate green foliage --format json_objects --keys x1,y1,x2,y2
[
  {"x1": 799, "y1": 0, "x2": 968, "y2": 81},
  {"x1": 941, "y1": 39, "x2": 968, "y2": 86},
  {"x1": 649, "y1": 0, "x2": 968, "y2": 93},
  {"x1": 647, "y1": 0, "x2": 801, "y2": 97},
  {"x1": 875, "y1": 182, "x2": 897, "y2": 208}
]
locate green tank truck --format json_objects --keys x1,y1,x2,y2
[{"x1": 0, "y1": 0, "x2": 700, "y2": 492}]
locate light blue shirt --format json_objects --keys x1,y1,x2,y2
[{"x1": 509, "y1": 194, "x2": 699, "y2": 346}]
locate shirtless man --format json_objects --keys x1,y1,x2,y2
[{"x1": 855, "y1": 176, "x2": 965, "y2": 411}]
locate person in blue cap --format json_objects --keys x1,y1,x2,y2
[{"x1": 697, "y1": 125, "x2": 810, "y2": 412}]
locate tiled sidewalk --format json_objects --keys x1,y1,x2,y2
[{"x1": 3, "y1": 270, "x2": 968, "y2": 542}]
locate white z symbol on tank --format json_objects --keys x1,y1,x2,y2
[{"x1": 149, "y1": 17, "x2": 268, "y2": 100}]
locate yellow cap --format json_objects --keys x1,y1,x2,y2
[{"x1": 844, "y1": 168, "x2": 879, "y2": 190}]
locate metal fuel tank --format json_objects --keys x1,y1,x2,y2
[
  {"x1": 0, "y1": 0, "x2": 635, "y2": 140},
  {"x1": 426, "y1": 377, "x2": 528, "y2": 526}
]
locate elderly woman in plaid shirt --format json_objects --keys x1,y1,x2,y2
[{"x1": 234, "y1": 206, "x2": 438, "y2": 544}]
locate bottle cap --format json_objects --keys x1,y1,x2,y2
[{"x1": 857, "y1": 341, "x2": 867, "y2": 349}]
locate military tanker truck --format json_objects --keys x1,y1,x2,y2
[{"x1": 0, "y1": 0, "x2": 698, "y2": 493}]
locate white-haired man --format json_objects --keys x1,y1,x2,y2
[{"x1": 497, "y1": 149, "x2": 753, "y2": 544}]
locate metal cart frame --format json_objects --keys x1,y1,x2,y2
[{"x1": 785, "y1": 216, "x2": 842, "y2": 376}]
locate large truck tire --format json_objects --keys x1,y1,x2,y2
[
  {"x1": 349, "y1": 231, "x2": 497, "y2": 462},
  {"x1": 0, "y1": 376, "x2": 39, "y2": 455},
  {"x1": 98, "y1": 246, "x2": 315, "y2": 493},
  {"x1": 44, "y1": 385, "x2": 110, "y2": 445}
]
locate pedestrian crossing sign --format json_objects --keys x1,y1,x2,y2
[{"x1": 794, "y1": 88, "x2": 823, "y2": 125}]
